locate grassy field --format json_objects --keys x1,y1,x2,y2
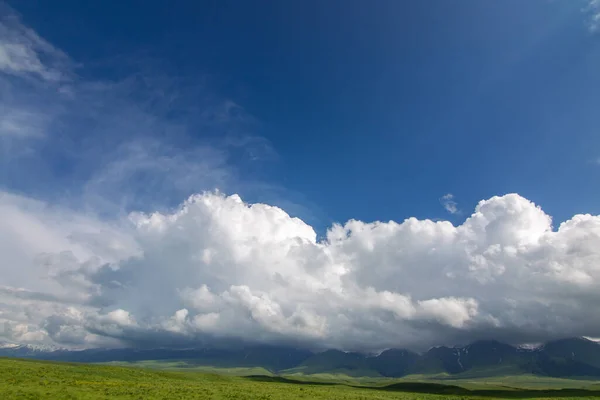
[
  {"x1": 101, "y1": 359, "x2": 275, "y2": 376},
  {"x1": 2, "y1": 357, "x2": 600, "y2": 399}
]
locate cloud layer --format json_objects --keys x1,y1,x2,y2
[{"x1": 2, "y1": 190, "x2": 600, "y2": 351}]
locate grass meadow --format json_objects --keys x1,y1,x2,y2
[{"x1": 2, "y1": 357, "x2": 600, "y2": 399}]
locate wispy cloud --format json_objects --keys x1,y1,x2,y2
[
  {"x1": 0, "y1": 5, "x2": 276, "y2": 216},
  {"x1": 0, "y1": 107, "x2": 51, "y2": 138},
  {"x1": 0, "y1": 5, "x2": 72, "y2": 139},
  {"x1": 586, "y1": 0, "x2": 600, "y2": 32},
  {"x1": 440, "y1": 193, "x2": 459, "y2": 215},
  {"x1": 0, "y1": 8, "x2": 70, "y2": 81}
]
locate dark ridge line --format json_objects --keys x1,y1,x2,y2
[{"x1": 244, "y1": 375, "x2": 337, "y2": 385}]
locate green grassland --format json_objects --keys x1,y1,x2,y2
[
  {"x1": 2, "y1": 357, "x2": 600, "y2": 399},
  {"x1": 101, "y1": 359, "x2": 600, "y2": 390}
]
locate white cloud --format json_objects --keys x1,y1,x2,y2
[
  {"x1": 440, "y1": 193, "x2": 459, "y2": 214},
  {"x1": 2, "y1": 191, "x2": 600, "y2": 351}
]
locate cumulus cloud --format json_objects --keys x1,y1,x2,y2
[
  {"x1": 2, "y1": 191, "x2": 600, "y2": 351},
  {"x1": 440, "y1": 193, "x2": 459, "y2": 215}
]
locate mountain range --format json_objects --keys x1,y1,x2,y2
[{"x1": 2, "y1": 337, "x2": 600, "y2": 378}]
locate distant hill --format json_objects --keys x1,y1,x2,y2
[
  {"x1": 407, "y1": 340, "x2": 526, "y2": 375},
  {"x1": 540, "y1": 337, "x2": 600, "y2": 369},
  {"x1": 369, "y1": 349, "x2": 419, "y2": 377},
  {"x1": 284, "y1": 349, "x2": 375, "y2": 376},
  {"x1": 3, "y1": 337, "x2": 600, "y2": 378},
  {"x1": 0, "y1": 344, "x2": 312, "y2": 372}
]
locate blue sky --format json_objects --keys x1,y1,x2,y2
[
  {"x1": 2, "y1": 1, "x2": 600, "y2": 350},
  {"x1": 3, "y1": 0, "x2": 599, "y2": 231}
]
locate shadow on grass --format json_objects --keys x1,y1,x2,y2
[
  {"x1": 375, "y1": 382, "x2": 600, "y2": 398},
  {"x1": 246, "y1": 375, "x2": 600, "y2": 398}
]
